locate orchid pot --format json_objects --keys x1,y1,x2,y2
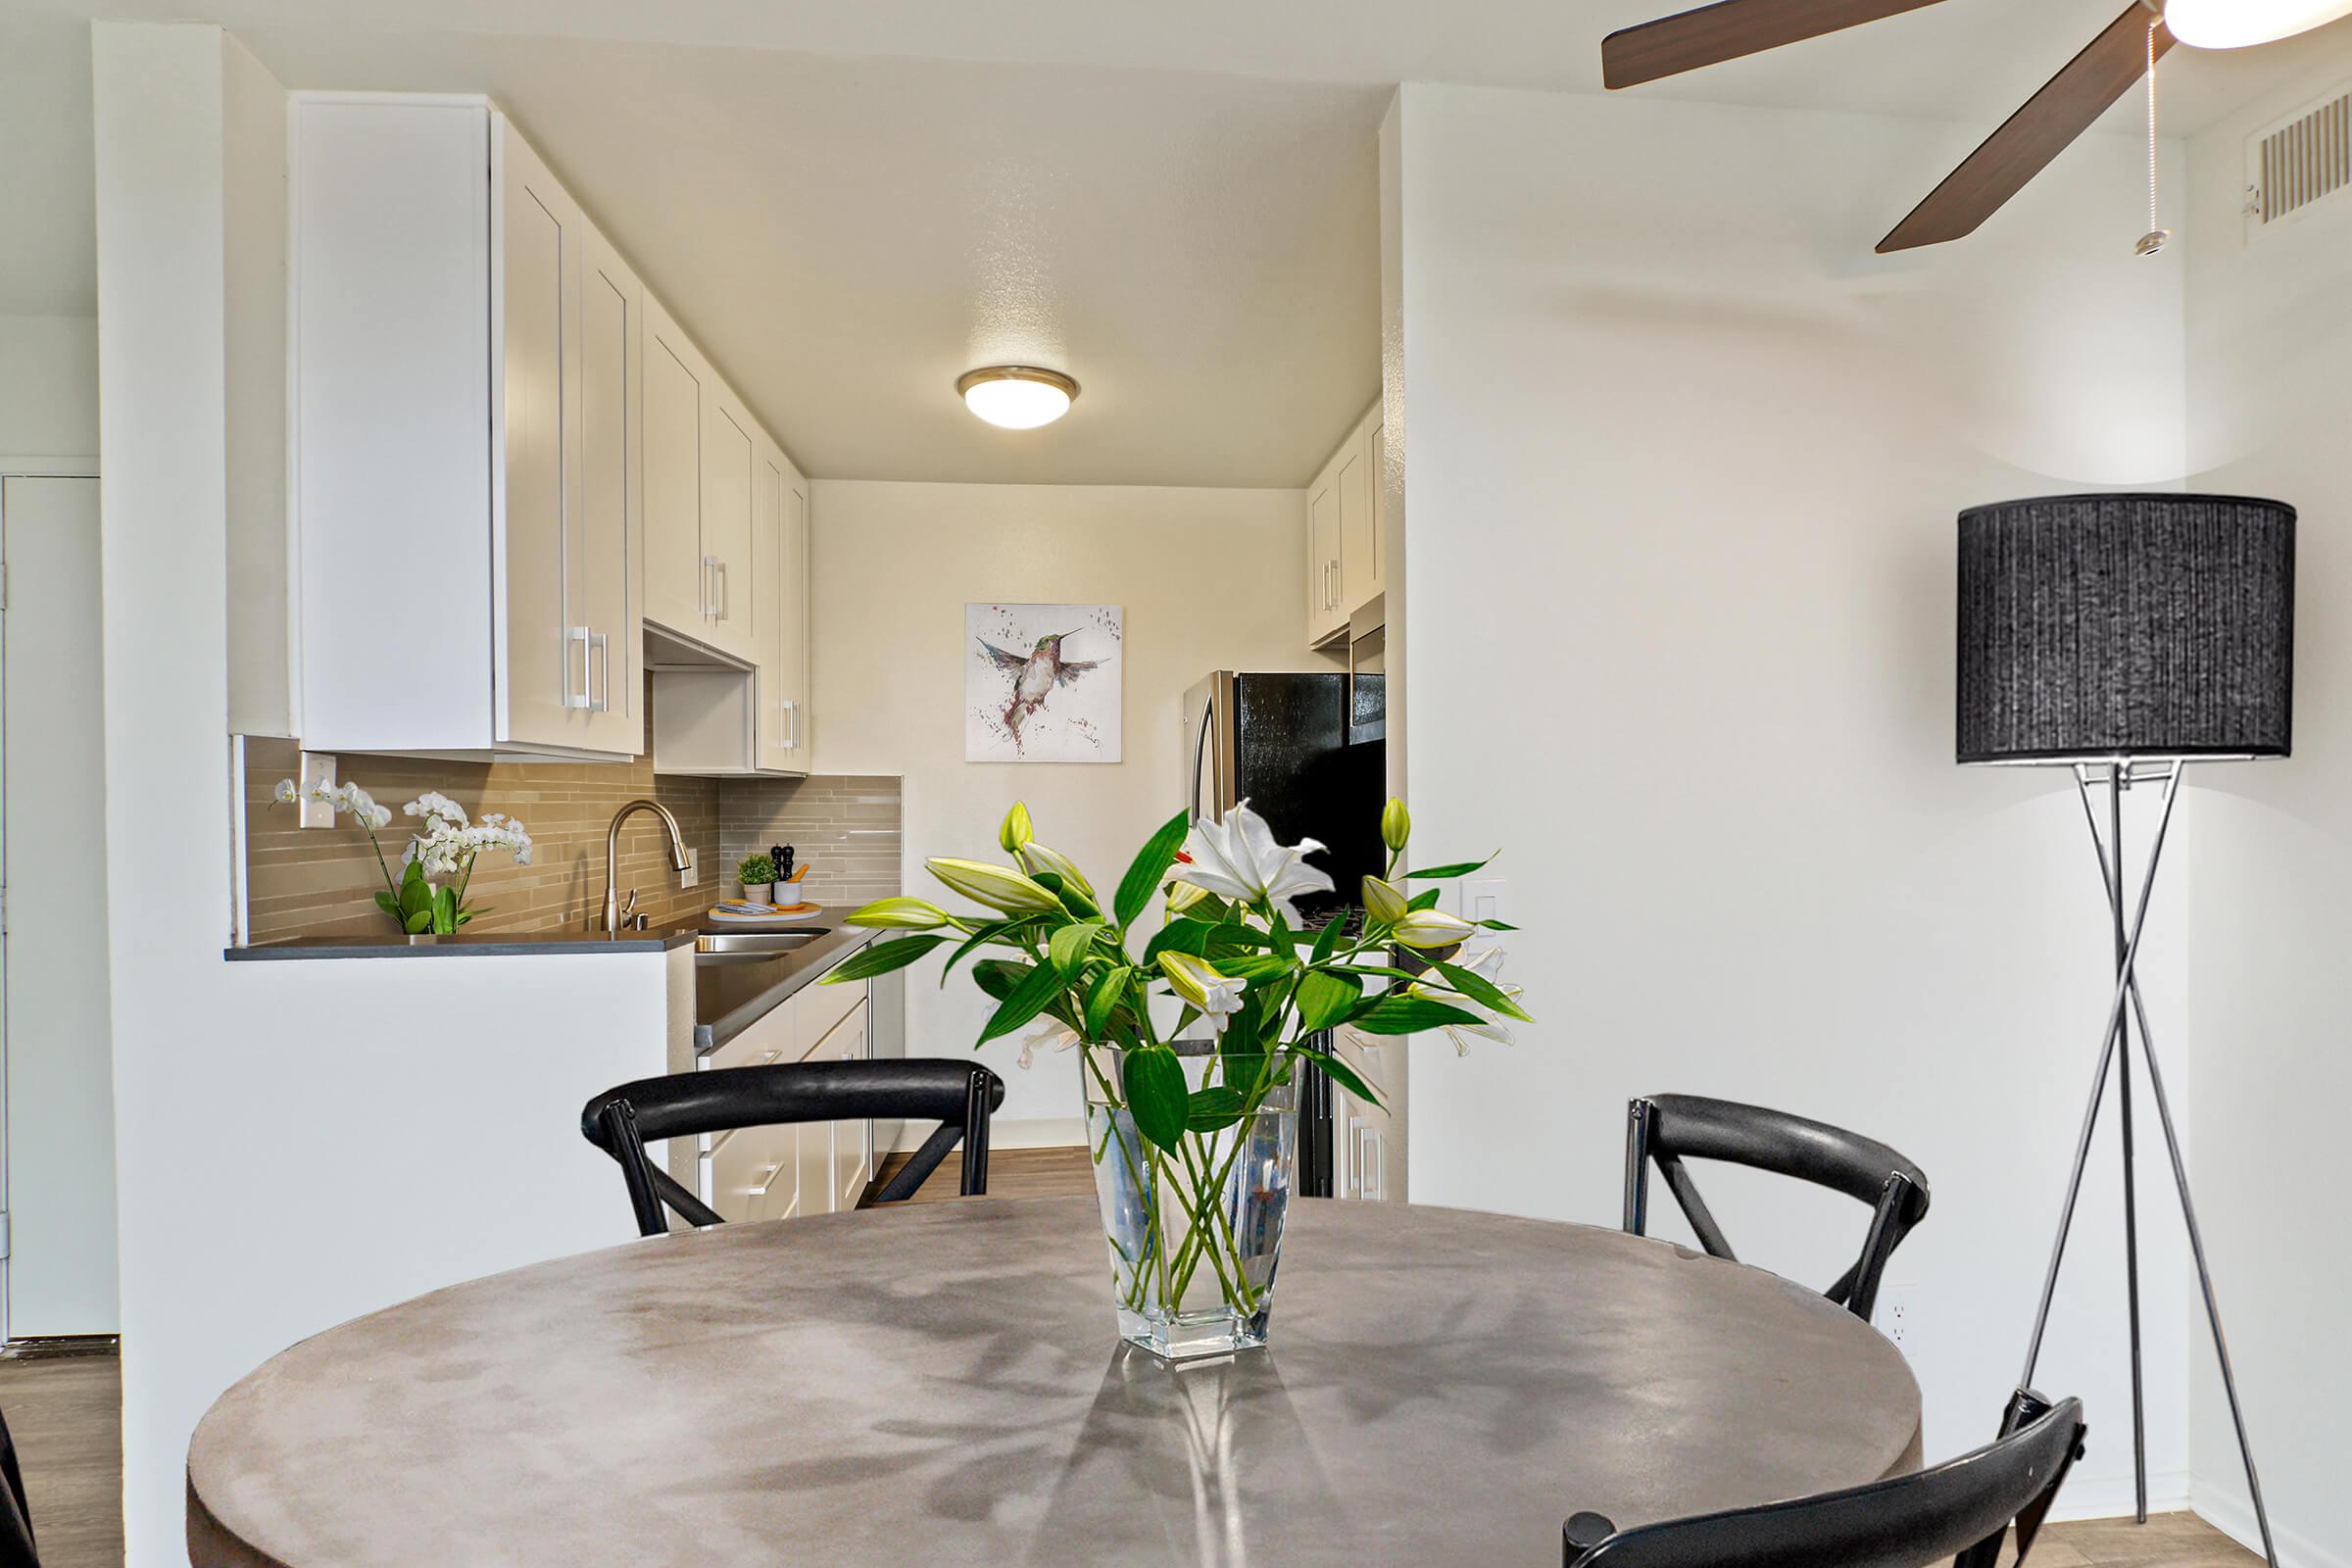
[{"x1": 822, "y1": 793, "x2": 1530, "y2": 1362}]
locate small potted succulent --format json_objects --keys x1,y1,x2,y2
[{"x1": 737, "y1": 853, "x2": 778, "y2": 906}]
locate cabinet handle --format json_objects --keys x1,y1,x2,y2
[
  {"x1": 782, "y1": 698, "x2": 799, "y2": 751},
  {"x1": 701, "y1": 555, "x2": 717, "y2": 618},
  {"x1": 566, "y1": 626, "x2": 592, "y2": 710},
  {"x1": 715, "y1": 561, "x2": 729, "y2": 622},
  {"x1": 590, "y1": 629, "x2": 612, "y2": 712}
]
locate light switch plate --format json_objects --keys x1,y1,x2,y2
[
  {"x1": 297, "y1": 752, "x2": 337, "y2": 828},
  {"x1": 1463, "y1": 875, "x2": 1507, "y2": 926}
]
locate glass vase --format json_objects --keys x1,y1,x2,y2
[{"x1": 1082, "y1": 1044, "x2": 1298, "y2": 1362}]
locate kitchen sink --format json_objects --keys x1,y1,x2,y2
[{"x1": 695, "y1": 929, "x2": 831, "y2": 956}]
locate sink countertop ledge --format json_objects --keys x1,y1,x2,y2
[
  {"x1": 691, "y1": 917, "x2": 877, "y2": 1055},
  {"x1": 223, "y1": 928, "x2": 700, "y2": 958}
]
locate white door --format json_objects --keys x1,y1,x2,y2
[
  {"x1": 642, "y1": 295, "x2": 708, "y2": 637},
  {"x1": 1, "y1": 475, "x2": 119, "y2": 1338},
  {"x1": 700, "y1": 392, "x2": 757, "y2": 660},
  {"x1": 495, "y1": 122, "x2": 585, "y2": 751},
  {"x1": 580, "y1": 229, "x2": 643, "y2": 753}
]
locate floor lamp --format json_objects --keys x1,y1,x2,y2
[{"x1": 1956, "y1": 493, "x2": 2291, "y2": 1568}]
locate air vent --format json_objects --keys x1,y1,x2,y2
[{"x1": 2247, "y1": 85, "x2": 2352, "y2": 236}]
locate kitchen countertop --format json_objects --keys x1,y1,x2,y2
[
  {"x1": 224, "y1": 926, "x2": 701, "y2": 958},
  {"x1": 693, "y1": 914, "x2": 876, "y2": 1054}
]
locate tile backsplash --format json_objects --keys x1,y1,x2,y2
[
  {"x1": 719, "y1": 775, "x2": 903, "y2": 911},
  {"x1": 241, "y1": 687, "x2": 903, "y2": 943}
]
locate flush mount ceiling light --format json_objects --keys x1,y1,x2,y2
[
  {"x1": 2160, "y1": 0, "x2": 2352, "y2": 48},
  {"x1": 957, "y1": 366, "x2": 1078, "y2": 430}
]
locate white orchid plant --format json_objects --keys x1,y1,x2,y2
[
  {"x1": 274, "y1": 778, "x2": 532, "y2": 937},
  {"x1": 824, "y1": 796, "x2": 1527, "y2": 1322}
]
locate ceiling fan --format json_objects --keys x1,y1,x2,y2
[{"x1": 1602, "y1": 0, "x2": 2352, "y2": 253}]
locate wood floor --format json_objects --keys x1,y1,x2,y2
[{"x1": 0, "y1": 1150, "x2": 2265, "y2": 1568}]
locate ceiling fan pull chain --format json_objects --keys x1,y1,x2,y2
[{"x1": 2136, "y1": 21, "x2": 2172, "y2": 257}]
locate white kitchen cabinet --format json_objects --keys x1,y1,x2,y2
[
  {"x1": 642, "y1": 293, "x2": 709, "y2": 642},
  {"x1": 291, "y1": 98, "x2": 637, "y2": 760},
  {"x1": 695, "y1": 971, "x2": 870, "y2": 1223},
  {"x1": 825, "y1": 1004, "x2": 872, "y2": 1211},
  {"x1": 1303, "y1": 399, "x2": 1382, "y2": 650},
  {"x1": 576, "y1": 227, "x2": 645, "y2": 753},
  {"x1": 755, "y1": 439, "x2": 811, "y2": 773},
  {"x1": 640, "y1": 295, "x2": 757, "y2": 663}
]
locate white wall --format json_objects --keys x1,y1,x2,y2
[
  {"x1": 2181, "y1": 35, "x2": 2352, "y2": 1568},
  {"x1": 809, "y1": 480, "x2": 1330, "y2": 1141},
  {"x1": 1391, "y1": 81, "x2": 2198, "y2": 1510},
  {"x1": 0, "y1": 314, "x2": 98, "y2": 462},
  {"x1": 95, "y1": 27, "x2": 671, "y2": 1561}
]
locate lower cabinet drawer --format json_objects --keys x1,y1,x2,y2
[{"x1": 708, "y1": 1120, "x2": 799, "y2": 1224}]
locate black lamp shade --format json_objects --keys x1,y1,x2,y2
[{"x1": 1957, "y1": 494, "x2": 2295, "y2": 764}]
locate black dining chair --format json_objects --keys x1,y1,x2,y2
[
  {"x1": 1624, "y1": 1093, "x2": 1931, "y2": 1320},
  {"x1": 1, "y1": 1403, "x2": 37, "y2": 1568},
  {"x1": 1562, "y1": 1390, "x2": 2084, "y2": 1566},
  {"x1": 582, "y1": 1058, "x2": 1006, "y2": 1237}
]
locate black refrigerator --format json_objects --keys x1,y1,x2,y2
[{"x1": 1180, "y1": 671, "x2": 1386, "y2": 1196}]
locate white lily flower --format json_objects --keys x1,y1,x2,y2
[
  {"x1": 1171, "y1": 800, "x2": 1334, "y2": 922},
  {"x1": 1157, "y1": 952, "x2": 1248, "y2": 1039},
  {"x1": 1394, "y1": 907, "x2": 1477, "y2": 951},
  {"x1": 1017, "y1": 1020, "x2": 1083, "y2": 1071},
  {"x1": 1411, "y1": 946, "x2": 1523, "y2": 1056}
]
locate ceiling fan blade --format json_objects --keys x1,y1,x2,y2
[
  {"x1": 1603, "y1": 0, "x2": 1952, "y2": 89},
  {"x1": 1878, "y1": 5, "x2": 2174, "y2": 254}
]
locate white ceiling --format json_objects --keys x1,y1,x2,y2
[{"x1": 6, "y1": 0, "x2": 2349, "y2": 482}]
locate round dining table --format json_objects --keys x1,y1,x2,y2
[{"x1": 188, "y1": 1195, "x2": 1922, "y2": 1566}]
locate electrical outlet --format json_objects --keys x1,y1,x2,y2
[
  {"x1": 679, "y1": 849, "x2": 699, "y2": 889},
  {"x1": 1877, "y1": 1285, "x2": 1921, "y2": 1359}
]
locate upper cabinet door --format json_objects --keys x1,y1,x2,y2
[
  {"x1": 753, "y1": 443, "x2": 810, "y2": 774},
  {"x1": 493, "y1": 120, "x2": 586, "y2": 752},
  {"x1": 580, "y1": 228, "x2": 643, "y2": 754},
  {"x1": 1364, "y1": 413, "x2": 1386, "y2": 594},
  {"x1": 1306, "y1": 460, "x2": 1345, "y2": 647},
  {"x1": 1337, "y1": 404, "x2": 1379, "y2": 620},
  {"x1": 779, "y1": 467, "x2": 810, "y2": 767},
  {"x1": 642, "y1": 293, "x2": 708, "y2": 639},
  {"x1": 700, "y1": 388, "x2": 759, "y2": 661}
]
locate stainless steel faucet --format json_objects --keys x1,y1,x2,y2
[{"x1": 604, "y1": 798, "x2": 692, "y2": 935}]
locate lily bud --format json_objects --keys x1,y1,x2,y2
[
  {"x1": 1164, "y1": 879, "x2": 1212, "y2": 915},
  {"x1": 999, "y1": 801, "x2": 1034, "y2": 855},
  {"x1": 1380, "y1": 797, "x2": 1411, "y2": 853},
  {"x1": 1394, "y1": 907, "x2": 1477, "y2": 951},
  {"x1": 845, "y1": 897, "x2": 955, "y2": 930},
  {"x1": 1361, "y1": 875, "x2": 1409, "y2": 926},
  {"x1": 925, "y1": 857, "x2": 1063, "y2": 915},
  {"x1": 1019, "y1": 841, "x2": 1095, "y2": 897}
]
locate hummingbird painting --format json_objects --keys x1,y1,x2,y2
[{"x1": 977, "y1": 627, "x2": 1105, "y2": 753}]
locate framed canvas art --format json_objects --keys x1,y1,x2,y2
[{"x1": 965, "y1": 603, "x2": 1122, "y2": 762}]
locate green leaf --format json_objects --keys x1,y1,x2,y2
[
  {"x1": 1348, "y1": 994, "x2": 1486, "y2": 1036},
  {"x1": 1308, "y1": 914, "x2": 1347, "y2": 965},
  {"x1": 1407, "y1": 856, "x2": 1495, "y2": 880},
  {"x1": 978, "y1": 961, "x2": 1068, "y2": 1043},
  {"x1": 1407, "y1": 888, "x2": 1443, "y2": 912},
  {"x1": 1432, "y1": 958, "x2": 1533, "y2": 1022},
  {"x1": 821, "y1": 933, "x2": 949, "y2": 983},
  {"x1": 1122, "y1": 1046, "x2": 1190, "y2": 1152},
  {"x1": 373, "y1": 891, "x2": 398, "y2": 919},
  {"x1": 1203, "y1": 922, "x2": 1274, "y2": 957},
  {"x1": 1221, "y1": 1051, "x2": 1268, "y2": 1094},
  {"x1": 1115, "y1": 810, "x2": 1193, "y2": 928},
  {"x1": 1291, "y1": 1046, "x2": 1385, "y2": 1109},
  {"x1": 1049, "y1": 920, "x2": 1106, "y2": 978},
  {"x1": 1478, "y1": 919, "x2": 1520, "y2": 932},
  {"x1": 937, "y1": 918, "x2": 1020, "y2": 986},
  {"x1": 971, "y1": 958, "x2": 1035, "y2": 1003},
  {"x1": 1185, "y1": 1086, "x2": 1248, "y2": 1132},
  {"x1": 1083, "y1": 966, "x2": 1127, "y2": 1038},
  {"x1": 402, "y1": 907, "x2": 433, "y2": 934},
  {"x1": 1218, "y1": 954, "x2": 1296, "y2": 981},
  {"x1": 431, "y1": 884, "x2": 458, "y2": 934},
  {"x1": 1295, "y1": 968, "x2": 1363, "y2": 1034},
  {"x1": 1143, "y1": 918, "x2": 1211, "y2": 963}
]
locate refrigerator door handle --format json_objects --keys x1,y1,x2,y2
[{"x1": 1190, "y1": 694, "x2": 1216, "y2": 824}]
